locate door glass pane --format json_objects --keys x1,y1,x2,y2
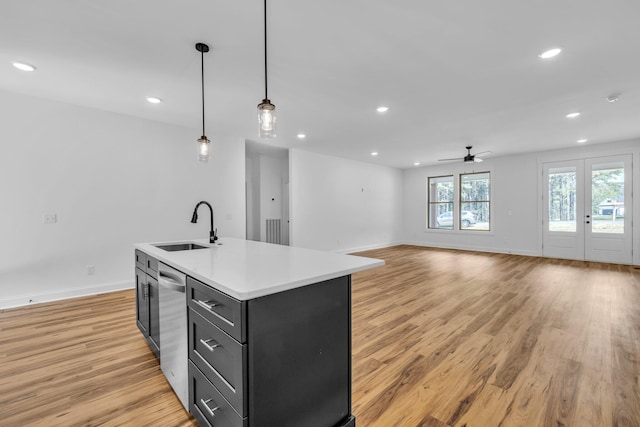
[
  {"x1": 548, "y1": 168, "x2": 576, "y2": 232},
  {"x1": 591, "y1": 163, "x2": 624, "y2": 234}
]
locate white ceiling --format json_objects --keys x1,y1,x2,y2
[{"x1": 2, "y1": 0, "x2": 640, "y2": 168}]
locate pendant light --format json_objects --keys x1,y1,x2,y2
[
  {"x1": 196, "y1": 42, "x2": 211, "y2": 161},
  {"x1": 257, "y1": 0, "x2": 276, "y2": 138}
]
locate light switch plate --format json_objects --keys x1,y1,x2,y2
[{"x1": 42, "y1": 214, "x2": 57, "y2": 224}]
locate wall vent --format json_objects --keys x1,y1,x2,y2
[{"x1": 266, "y1": 219, "x2": 281, "y2": 244}]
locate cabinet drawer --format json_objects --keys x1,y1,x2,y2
[
  {"x1": 187, "y1": 277, "x2": 246, "y2": 343},
  {"x1": 135, "y1": 250, "x2": 146, "y2": 272},
  {"x1": 189, "y1": 309, "x2": 246, "y2": 416},
  {"x1": 189, "y1": 361, "x2": 247, "y2": 427}
]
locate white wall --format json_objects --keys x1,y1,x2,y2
[
  {"x1": 290, "y1": 149, "x2": 404, "y2": 253},
  {"x1": 404, "y1": 139, "x2": 640, "y2": 265},
  {"x1": 245, "y1": 154, "x2": 261, "y2": 241},
  {"x1": 0, "y1": 91, "x2": 246, "y2": 308}
]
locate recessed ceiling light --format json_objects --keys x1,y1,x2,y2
[
  {"x1": 376, "y1": 106, "x2": 389, "y2": 113},
  {"x1": 12, "y1": 61, "x2": 36, "y2": 72},
  {"x1": 566, "y1": 112, "x2": 581, "y2": 119},
  {"x1": 146, "y1": 97, "x2": 162, "y2": 104},
  {"x1": 577, "y1": 139, "x2": 588, "y2": 143},
  {"x1": 538, "y1": 48, "x2": 562, "y2": 59},
  {"x1": 371, "y1": 152, "x2": 379, "y2": 156},
  {"x1": 296, "y1": 133, "x2": 306, "y2": 140},
  {"x1": 414, "y1": 162, "x2": 421, "y2": 166}
]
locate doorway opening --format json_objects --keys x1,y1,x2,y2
[{"x1": 245, "y1": 140, "x2": 290, "y2": 245}]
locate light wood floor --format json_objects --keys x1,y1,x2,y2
[{"x1": 1, "y1": 246, "x2": 638, "y2": 426}]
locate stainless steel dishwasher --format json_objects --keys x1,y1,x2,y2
[{"x1": 158, "y1": 262, "x2": 188, "y2": 410}]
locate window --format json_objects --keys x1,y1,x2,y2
[
  {"x1": 427, "y1": 176, "x2": 454, "y2": 229},
  {"x1": 460, "y1": 172, "x2": 490, "y2": 230}
]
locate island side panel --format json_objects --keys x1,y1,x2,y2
[{"x1": 247, "y1": 275, "x2": 353, "y2": 427}]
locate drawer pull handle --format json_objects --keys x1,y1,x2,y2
[
  {"x1": 197, "y1": 299, "x2": 219, "y2": 311},
  {"x1": 200, "y1": 398, "x2": 220, "y2": 417},
  {"x1": 200, "y1": 338, "x2": 222, "y2": 352}
]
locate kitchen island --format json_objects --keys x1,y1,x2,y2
[{"x1": 134, "y1": 237, "x2": 383, "y2": 427}]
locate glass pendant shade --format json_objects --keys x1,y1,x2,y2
[
  {"x1": 198, "y1": 136, "x2": 210, "y2": 162},
  {"x1": 258, "y1": 99, "x2": 276, "y2": 138}
]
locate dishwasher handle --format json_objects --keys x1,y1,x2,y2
[{"x1": 158, "y1": 267, "x2": 186, "y2": 293}]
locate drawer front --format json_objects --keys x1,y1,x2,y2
[
  {"x1": 189, "y1": 309, "x2": 246, "y2": 416},
  {"x1": 135, "y1": 250, "x2": 146, "y2": 272},
  {"x1": 189, "y1": 361, "x2": 248, "y2": 427},
  {"x1": 187, "y1": 277, "x2": 246, "y2": 343},
  {"x1": 146, "y1": 256, "x2": 158, "y2": 275}
]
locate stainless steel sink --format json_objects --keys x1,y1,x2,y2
[{"x1": 153, "y1": 243, "x2": 209, "y2": 252}]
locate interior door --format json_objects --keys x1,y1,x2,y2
[{"x1": 543, "y1": 155, "x2": 633, "y2": 263}]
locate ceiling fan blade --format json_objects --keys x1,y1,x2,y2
[
  {"x1": 438, "y1": 157, "x2": 463, "y2": 161},
  {"x1": 473, "y1": 151, "x2": 492, "y2": 157},
  {"x1": 474, "y1": 157, "x2": 484, "y2": 162}
]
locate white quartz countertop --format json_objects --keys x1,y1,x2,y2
[{"x1": 134, "y1": 237, "x2": 384, "y2": 300}]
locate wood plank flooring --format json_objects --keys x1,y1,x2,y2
[
  {"x1": 0, "y1": 291, "x2": 198, "y2": 427},
  {"x1": 1, "y1": 245, "x2": 639, "y2": 426},
  {"x1": 350, "y1": 246, "x2": 640, "y2": 427}
]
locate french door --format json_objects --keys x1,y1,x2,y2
[{"x1": 542, "y1": 154, "x2": 632, "y2": 264}]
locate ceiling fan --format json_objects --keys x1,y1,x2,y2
[{"x1": 438, "y1": 146, "x2": 492, "y2": 163}]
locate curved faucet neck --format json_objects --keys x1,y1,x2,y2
[
  {"x1": 195, "y1": 201, "x2": 214, "y2": 229},
  {"x1": 192, "y1": 201, "x2": 217, "y2": 243}
]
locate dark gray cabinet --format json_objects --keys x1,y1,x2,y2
[
  {"x1": 135, "y1": 247, "x2": 357, "y2": 426},
  {"x1": 135, "y1": 250, "x2": 160, "y2": 358},
  {"x1": 187, "y1": 275, "x2": 356, "y2": 427},
  {"x1": 135, "y1": 267, "x2": 149, "y2": 334}
]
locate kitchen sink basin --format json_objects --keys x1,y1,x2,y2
[{"x1": 154, "y1": 243, "x2": 209, "y2": 252}]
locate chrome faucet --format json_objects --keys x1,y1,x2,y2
[{"x1": 191, "y1": 201, "x2": 218, "y2": 243}]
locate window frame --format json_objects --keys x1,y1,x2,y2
[
  {"x1": 427, "y1": 175, "x2": 454, "y2": 230},
  {"x1": 425, "y1": 171, "x2": 492, "y2": 232},
  {"x1": 459, "y1": 171, "x2": 491, "y2": 231}
]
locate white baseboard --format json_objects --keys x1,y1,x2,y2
[
  {"x1": 0, "y1": 280, "x2": 134, "y2": 310},
  {"x1": 402, "y1": 240, "x2": 539, "y2": 257},
  {"x1": 335, "y1": 241, "x2": 403, "y2": 255}
]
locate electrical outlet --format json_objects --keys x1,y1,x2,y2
[
  {"x1": 87, "y1": 265, "x2": 95, "y2": 276},
  {"x1": 42, "y1": 213, "x2": 57, "y2": 224}
]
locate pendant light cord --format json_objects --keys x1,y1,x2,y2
[
  {"x1": 264, "y1": 0, "x2": 268, "y2": 100},
  {"x1": 201, "y1": 48, "x2": 206, "y2": 136}
]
